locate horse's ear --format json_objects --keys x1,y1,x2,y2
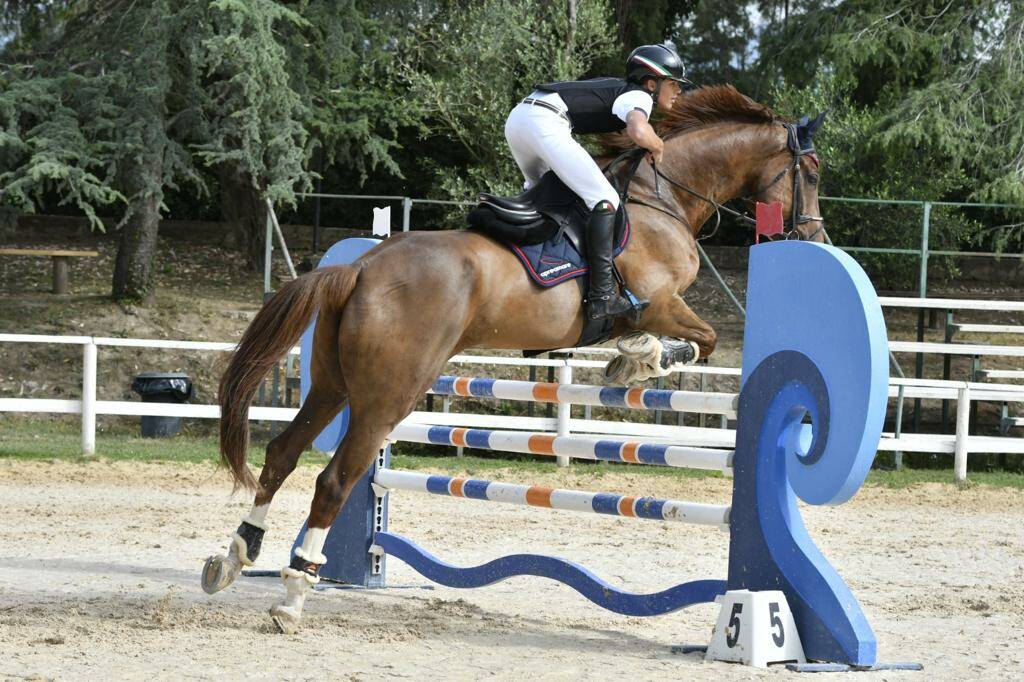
[
  {"x1": 806, "y1": 111, "x2": 827, "y2": 137},
  {"x1": 795, "y1": 111, "x2": 827, "y2": 151}
]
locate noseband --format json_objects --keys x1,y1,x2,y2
[{"x1": 624, "y1": 122, "x2": 825, "y2": 242}]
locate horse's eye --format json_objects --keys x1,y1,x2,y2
[{"x1": 807, "y1": 173, "x2": 820, "y2": 186}]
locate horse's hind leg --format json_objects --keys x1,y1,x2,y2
[
  {"x1": 268, "y1": 351, "x2": 452, "y2": 633},
  {"x1": 203, "y1": 312, "x2": 347, "y2": 594},
  {"x1": 201, "y1": 383, "x2": 346, "y2": 593}
]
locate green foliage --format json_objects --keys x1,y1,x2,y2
[
  {"x1": 673, "y1": 0, "x2": 754, "y2": 84},
  {"x1": 874, "y1": 4, "x2": 1024, "y2": 207},
  {"x1": 294, "y1": 0, "x2": 419, "y2": 184},
  {"x1": 0, "y1": 0, "x2": 416, "y2": 216},
  {"x1": 754, "y1": 0, "x2": 1024, "y2": 265},
  {"x1": 589, "y1": 0, "x2": 693, "y2": 75},
  {"x1": 768, "y1": 73, "x2": 978, "y2": 286},
  {"x1": 186, "y1": 0, "x2": 312, "y2": 203},
  {"x1": 2, "y1": 0, "x2": 1022, "y2": 271},
  {"x1": 0, "y1": 72, "x2": 124, "y2": 230},
  {"x1": 397, "y1": 0, "x2": 617, "y2": 199}
]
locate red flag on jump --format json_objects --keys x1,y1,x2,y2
[{"x1": 755, "y1": 201, "x2": 784, "y2": 244}]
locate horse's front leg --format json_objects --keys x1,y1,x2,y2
[
  {"x1": 641, "y1": 290, "x2": 717, "y2": 358},
  {"x1": 606, "y1": 292, "x2": 717, "y2": 384}
]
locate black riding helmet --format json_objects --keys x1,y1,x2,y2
[{"x1": 626, "y1": 44, "x2": 689, "y2": 86}]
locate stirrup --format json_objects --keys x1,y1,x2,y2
[
  {"x1": 587, "y1": 293, "x2": 648, "y2": 323},
  {"x1": 616, "y1": 287, "x2": 650, "y2": 323}
]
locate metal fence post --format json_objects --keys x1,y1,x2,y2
[
  {"x1": 698, "y1": 369, "x2": 708, "y2": 429},
  {"x1": 941, "y1": 309, "x2": 954, "y2": 429},
  {"x1": 82, "y1": 341, "x2": 97, "y2": 456},
  {"x1": 696, "y1": 243, "x2": 745, "y2": 317},
  {"x1": 676, "y1": 371, "x2": 686, "y2": 427},
  {"x1": 312, "y1": 178, "x2": 323, "y2": 253},
  {"x1": 954, "y1": 383, "x2": 970, "y2": 482},
  {"x1": 402, "y1": 197, "x2": 412, "y2": 232},
  {"x1": 556, "y1": 360, "x2": 572, "y2": 467},
  {"x1": 912, "y1": 201, "x2": 931, "y2": 431},
  {"x1": 442, "y1": 396, "x2": 463, "y2": 457},
  {"x1": 655, "y1": 376, "x2": 664, "y2": 424},
  {"x1": 263, "y1": 212, "x2": 274, "y2": 296},
  {"x1": 893, "y1": 385, "x2": 905, "y2": 470},
  {"x1": 919, "y1": 201, "x2": 931, "y2": 299}
]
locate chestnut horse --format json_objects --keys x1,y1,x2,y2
[{"x1": 201, "y1": 85, "x2": 827, "y2": 632}]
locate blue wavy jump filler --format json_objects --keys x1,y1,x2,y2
[{"x1": 375, "y1": 531, "x2": 727, "y2": 617}]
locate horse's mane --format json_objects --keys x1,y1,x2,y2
[
  {"x1": 658, "y1": 84, "x2": 778, "y2": 137},
  {"x1": 601, "y1": 84, "x2": 779, "y2": 152}
]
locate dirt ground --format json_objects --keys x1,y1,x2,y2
[{"x1": 0, "y1": 459, "x2": 1022, "y2": 681}]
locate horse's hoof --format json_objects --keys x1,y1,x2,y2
[
  {"x1": 201, "y1": 554, "x2": 240, "y2": 594},
  {"x1": 604, "y1": 355, "x2": 628, "y2": 383},
  {"x1": 616, "y1": 331, "x2": 658, "y2": 358},
  {"x1": 269, "y1": 605, "x2": 301, "y2": 634}
]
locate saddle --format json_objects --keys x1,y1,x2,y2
[
  {"x1": 467, "y1": 170, "x2": 629, "y2": 253},
  {"x1": 465, "y1": 151, "x2": 645, "y2": 351}
]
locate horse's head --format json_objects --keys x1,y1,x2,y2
[
  {"x1": 621, "y1": 86, "x2": 831, "y2": 243},
  {"x1": 745, "y1": 112, "x2": 828, "y2": 243}
]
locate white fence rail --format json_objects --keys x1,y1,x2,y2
[{"x1": 2, "y1": 333, "x2": 1023, "y2": 481}]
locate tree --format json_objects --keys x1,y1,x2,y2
[
  {"x1": 749, "y1": 0, "x2": 1024, "y2": 268},
  {"x1": 190, "y1": 0, "x2": 312, "y2": 272},
  {"x1": 396, "y1": 0, "x2": 617, "y2": 200},
  {"x1": 0, "y1": 0, "x2": 415, "y2": 298},
  {"x1": 671, "y1": 0, "x2": 754, "y2": 85},
  {"x1": 580, "y1": 1, "x2": 694, "y2": 81},
  {"x1": 0, "y1": 1, "x2": 188, "y2": 300},
  {"x1": 758, "y1": 1, "x2": 1024, "y2": 202}
]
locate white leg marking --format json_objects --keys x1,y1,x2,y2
[
  {"x1": 270, "y1": 525, "x2": 329, "y2": 632},
  {"x1": 243, "y1": 502, "x2": 270, "y2": 531},
  {"x1": 293, "y1": 526, "x2": 328, "y2": 565}
]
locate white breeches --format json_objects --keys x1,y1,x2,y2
[{"x1": 504, "y1": 101, "x2": 620, "y2": 210}]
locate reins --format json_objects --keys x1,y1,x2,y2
[{"x1": 610, "y1": 122, "x2": 826, "y2": 242}]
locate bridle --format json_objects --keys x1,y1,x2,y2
[
  {"x1": 616, "y1": 122, "x2": 826, "y2": 242},
  {"x1": 757, "y1": 123, "x2": 826, "y2": 239}
]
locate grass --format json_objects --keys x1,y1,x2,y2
[{"x1": 2, "y1": 417, "x2": 1022, "y2": 489}]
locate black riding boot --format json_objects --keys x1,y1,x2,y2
[{"x1": 585, "y1": 201, "x2": 647, "y2": 321}]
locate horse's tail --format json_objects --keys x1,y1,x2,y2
[{"x1": 218, "y1": 265, "x2": 359, "y2": 491}]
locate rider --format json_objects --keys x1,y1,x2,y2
[{"x1": 504, "y1": 44, "x2": 688, "y2": 321}]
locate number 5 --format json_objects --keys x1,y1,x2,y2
[
  {"x1": 726, "y1": 603, "x2": 743, "y2": 647},
  {"x1": 769, "y1": 602, "x2": 785, "y2": 646}
]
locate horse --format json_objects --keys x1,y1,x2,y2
[{"x1": 201, "y1": 84, "x2": 828, "y2": 633}]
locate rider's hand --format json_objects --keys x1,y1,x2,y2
[{"x1": 647, "y1": 137, "x2": 665, "y2": 165}]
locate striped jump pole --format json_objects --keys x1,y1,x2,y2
[
  {"x1": 389, "y1": 423, "x2": 733, "y2": 472},
  {"x1": 290, "y1": 240, "x2": 919, "y2": 671},
  {"x1": 431, "y1": 375, "x2": 739, "y2": 417},
  {"x1": 374, "y1": 469, "x2": 730, "y2": 527}
]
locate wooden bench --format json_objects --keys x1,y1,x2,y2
[{"x1": 0, "y1": 248, "x2": 100, "y2": 294}]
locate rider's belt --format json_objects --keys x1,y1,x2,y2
[{"x1": 521, "y1": 98, "x2": 572, "y2": 127}]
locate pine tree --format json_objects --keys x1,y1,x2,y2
[
  {"x1": 0, "y1": 0, "x2": 416, "y2": 299},
  {"x1": 758, "y1": 0, "x2": 1024, "y2": 208}
]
